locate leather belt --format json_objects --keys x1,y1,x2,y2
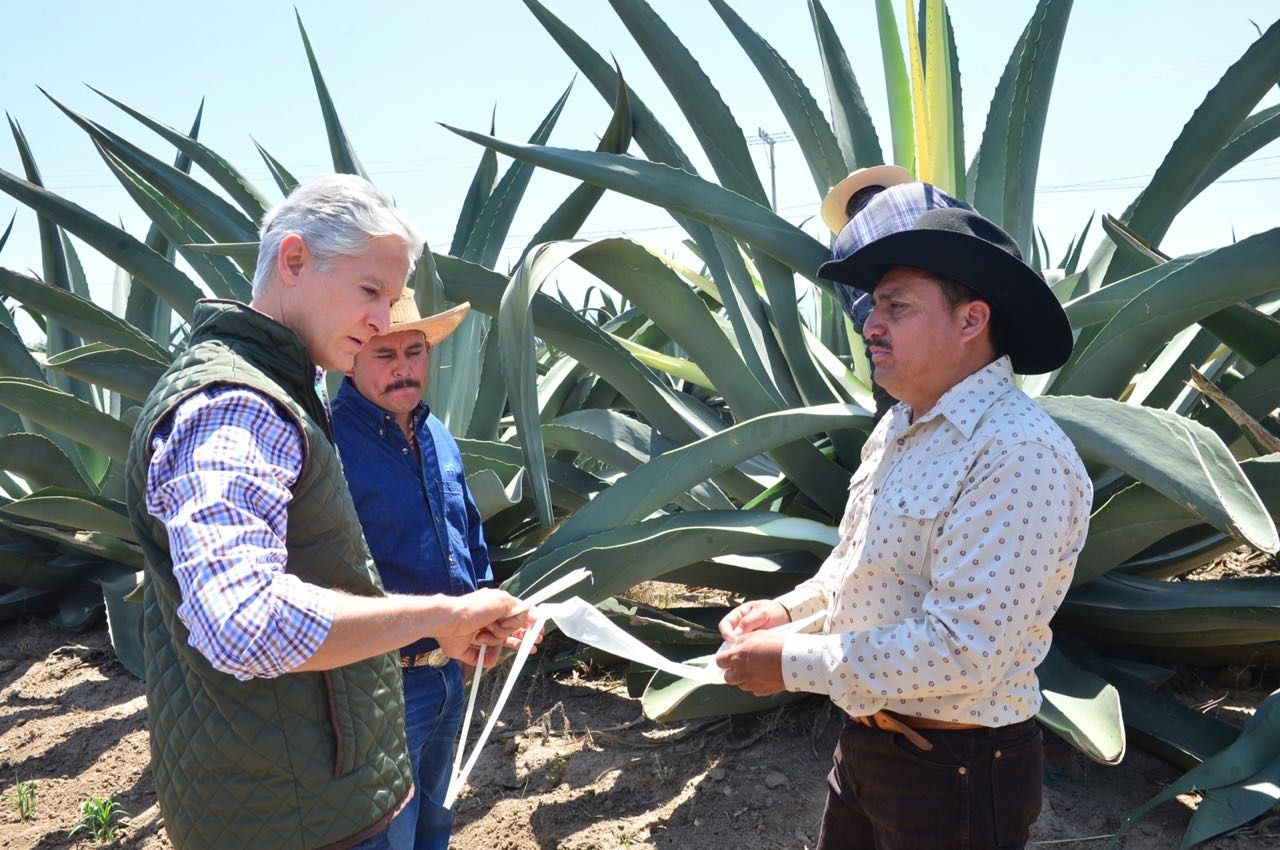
[
  {"x1": 852, "y1": 710, "x2": 984, "y2": 752},
  {"x1": 400, "y1": 648, "x2": 450, "y2": 669}
]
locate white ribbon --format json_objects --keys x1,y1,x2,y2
[{"x1": 441, "y1": 571, "x2": 824, "y2": 808}]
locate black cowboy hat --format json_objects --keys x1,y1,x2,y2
[{"x1": 817, "y1": 207, "x2": 1074, "y2": 374}]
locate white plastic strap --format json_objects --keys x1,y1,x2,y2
[{"x1": 441, "y1": 579, "x2": 826, "y2": 808}]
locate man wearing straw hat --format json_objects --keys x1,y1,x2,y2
[
  {"x1": 717, "y1": 207, "x2": 1091, "y2": 849},
  {"x1": 822, "y1": 165, "x2": 976, "y2": 418},
  {"x1": 127, "y1": 174, "x2": 527, "y2": 850},
  {"x1": 332, "y1": 291, "x2": 489, "y2": 850}
]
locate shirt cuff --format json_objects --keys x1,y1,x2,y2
[{"x1": 780, "y1": 633, "x2": 885, "y2": 719}]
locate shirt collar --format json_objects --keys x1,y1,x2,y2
[
  {"x1": 897, "y1": 356, "x2": 1017, "y2": 441},
  {"x1": 335, "y1": 377, "x2": 429, "y2": 428}
]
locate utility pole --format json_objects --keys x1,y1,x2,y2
[{"x1": 748, "y1": 127, "x2": 793, "y2": 211}]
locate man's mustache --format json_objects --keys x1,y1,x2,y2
[{"x1": 384, "y1": 378, "x2": 421, "y2": 393}]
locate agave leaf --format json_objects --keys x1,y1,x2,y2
[
  {"x1": 437, "y1": 254, "x2": 740, "y2": 452},
  {"x1": 1061, "y1": 254, "x2": 1196, "y2": 331},
  {"x1": 610, "y1": 0, "x2": 767, "y2": 205},
  {"x1": 428, "y1": 309, "x2": 489, "y2": 436},
  {"x1": 1092, "y1": 17, "x2": 1280, "y2": 287},
  {"x1": 542, "y1": 236, "x2": 860, "y2": 504},
  {"x1": 8, "y1": 118, "x2": 82, "y2": 334},
  {"x1": 570, "y1": 239, "x2": 778, "y2": 417},
  {"x1": 440, "y1": 128, "x2": 830, "y2": 280},
  {"x1": 1190, "y1": 366, "x2": 1280, "y2": 455},
  {"x1": 1035, "y1": 642, "x2": 1125, "y2": 765},
  {"x1": 0, "y1": 378, "x2": 131, "y2": 461},
  {"x1": 1059, "y1": 635, "x2": 1238, "y2": 770},
  {"x1": 0, "y1": 325, "x2": 95, "y2": 481},
  {"x1": 90, "y1": 88, "x2": 270, "y2": 222},
  {"x1": 42, "y1": 90, "x2": 258, "y2": 244},
  {"x1": 869, "y1": 0, "x2": 910, "y2": 171},
  {"x1": 988, "y1": 0, "x2": 1072, "y2": 253},
  {"x1": 0, "y1": 432, "x2": 88, "y2": 490},
  {"x1": 466, "y1": 467, "x2": 522, "y2": 522},
  {"x1": 541, "y1": 404, "x2": 868, "y2": 553},
  {"x1": 520, "y1": 67, "x2": 634, "y2": 262},
  {"x1": 757, "y1": 255, "x2": 839, "y2": 410},
  {"x1": 0, "y1": 267, "x2": 171, "y2": 362},
  {"x1": 463, "y1": 81, "x2": 573, "y2": 270},
  {"x1": 1055, "y1": 230, "x2": 1280, "y2": 398},
  {"x1": 710, "y1": 0, "x2": 844, "y2": 195},
  {"x1": 465, "y1": 322, "x2": 506, "y2": 442},
  {"x1": 1100, "y1": 213, "x2": 1168, "y2": 270},
  {"x1": 506, "y1": 509, "x2": 837, "y2": 603},
  {"x1": 1111, "y1": 688, "x2": 1280, "y2": 849},
  {"x1": 0, "y1": 167, "x2": 202, "y2": 321},
  {"x1": 0, "y1": 487, "x2": 133, "y2": 541},
  {"x1": 1057, "y1": 573, "x2": 1280, "y2": 642},
  {"x1": 922, "y1": 0, "x2": 956, "y2": 193},
  {"x1": 1040, "y1": 395, "x2": 1278, "y2": 553},
  {"x1": 642, "y1": 673, "x2": 802, "y2": 723},
  {"x1": 1072, "y1": 483, "x2": 1200, "y2": 586},
  {"x1": 0, "y1": 541, "x2": 97, "y2": 591},
  {"x1": 543, "y1": 409, "x2": 732, "y2": 512},
  {"x1": 253, "y1": 138, "x2": 299, "y2": 196},
  {"x1": 1199, "y1": 356, "x2": 1280, "y2": 447},
  {"x1": 0, "y1": 211, "x2": 13, "y2": 255},
  {"x1": 94, "y1": 144, "x2": 251, "y2": 301},
  {"x1": 966, "y1": 12, "x2": 1028, "y2": 218},
  {"x1": 45, "y1": 343, "x2": 165, "y2": 402},
  {"x1": 124, "y1": 104, "x2": 202, "y2": 345},
  {"x1": 519, "y1": 0, "x2": 769, "y2": 348},
  {"x1": 450, "y1": 109, "x2": 499, "y2": 257},
  {"x1": 611, "y1": 335, "x2": 712, "y2": 389},
  {"x1": 0, "y1": 518, "x2": 142, "y2": 568},
  {"x1": 1199, "y1": 301, "x2": 1280, "y2": 367},
  {"x1": 184, "y1": 241, "x2": 260, "y2": 266},
  {"x1": 499, "y1": 241, "x2": 590, "y2": 526},
  {"x1": 941, "y1": 3, "x2": 965, "y2": 198},
  {"x1": 1061, "y1": 211, "x2": 1095, "y2": 275},
  {"x1": 296, "y1": 12, "x2": 367, "y2": 178},
  {"x1": 1192, "y1": 103, "x2": 1280, "y2": 199},
  {"x1": 903, "y1": 0, "x2": 930, "y2": 182}
]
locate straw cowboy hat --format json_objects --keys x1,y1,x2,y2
[
  {"x1": 818, "y1": 207, "x2": 1074, "y2": 374},
  {"x1": 377, "y1": 288, "x2": 470, "y2": 346},
  {"x1": 820, "y1": 164, "x2": 912, "y2": 234}
]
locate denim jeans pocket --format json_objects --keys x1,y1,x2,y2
[{"x1": 989, "y1": 728, "x2": 1043, "y2": 849}]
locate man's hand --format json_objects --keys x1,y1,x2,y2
[
  {"x1": 435, "y1": 589, "x2": 542, "y2": 667},
  {"x1": 719, "y1": 599, "x2": 791, "y2": 642},
  {"x1": 715, "y1": 631, "x2": 786, "y2": 696}
]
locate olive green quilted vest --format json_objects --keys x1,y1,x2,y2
[{"x1": 125, "y1": 300, "x2": 411, "y2": 850}]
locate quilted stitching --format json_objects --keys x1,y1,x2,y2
[{"x1": 127, "y1": 302, "x2": 411, "y2": 850}]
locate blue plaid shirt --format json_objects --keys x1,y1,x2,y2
[
  {"x1": 331, "y1": 378, "x2": 493, "y2": 658},
  {"x1": 832, "y1": 183, "x2": 974, "y2": 327},
  {"x1": 146, "y1": 386, "x2": 334, "y2": 681}
]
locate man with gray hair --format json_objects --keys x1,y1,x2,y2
[{"x1": 125, "y1": 173, "x2": 528, "y2": 850}]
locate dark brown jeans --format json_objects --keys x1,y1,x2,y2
[{"x1": 815, "y1": 717, "x2": 1043, "y2": 850}]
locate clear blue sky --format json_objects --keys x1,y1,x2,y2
[{"x1": 1, "y1": 1, "x2": 1277, "y2": 300}]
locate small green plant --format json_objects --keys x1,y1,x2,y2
[
  {"x1": 12, "y1": 777, "x2": 37, "y2": 820},
  {"x1": 652, "y1": 752, "x2": 674, "y2": 783},
  {"x1": 68, "y1": 795, "x2": 127, "y2": 842}
]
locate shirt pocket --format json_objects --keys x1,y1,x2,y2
[{"x1": 870, "y1": 463, "x2": 966, "y2": 578}]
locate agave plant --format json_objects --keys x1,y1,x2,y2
[{"x1": 0, "y1": 1, "x2": 1278, "y2": 846}]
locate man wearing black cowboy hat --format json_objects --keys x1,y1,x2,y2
[{"x1": 716, "y1": 208, "x2": 1092, "y2": 849}]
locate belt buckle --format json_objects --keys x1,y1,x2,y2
[{"x1": 401, "y1": 648, "x2": 451, "y2": 670}]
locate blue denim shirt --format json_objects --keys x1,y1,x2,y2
[{"x1": 331, "y1": 378, "x2": 493, "y2": 657}]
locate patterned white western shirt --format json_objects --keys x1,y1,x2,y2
[{"x1": 777, "y1": 357, "x2": 1092, "y2": 726}]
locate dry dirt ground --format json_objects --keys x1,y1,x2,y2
[{"x1": 1, "y1": 616, "x2": 1278, "y2": 850}]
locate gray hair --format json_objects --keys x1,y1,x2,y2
[{"x1": 251, "y1": 173, "x2": 424, "y2": 298}]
